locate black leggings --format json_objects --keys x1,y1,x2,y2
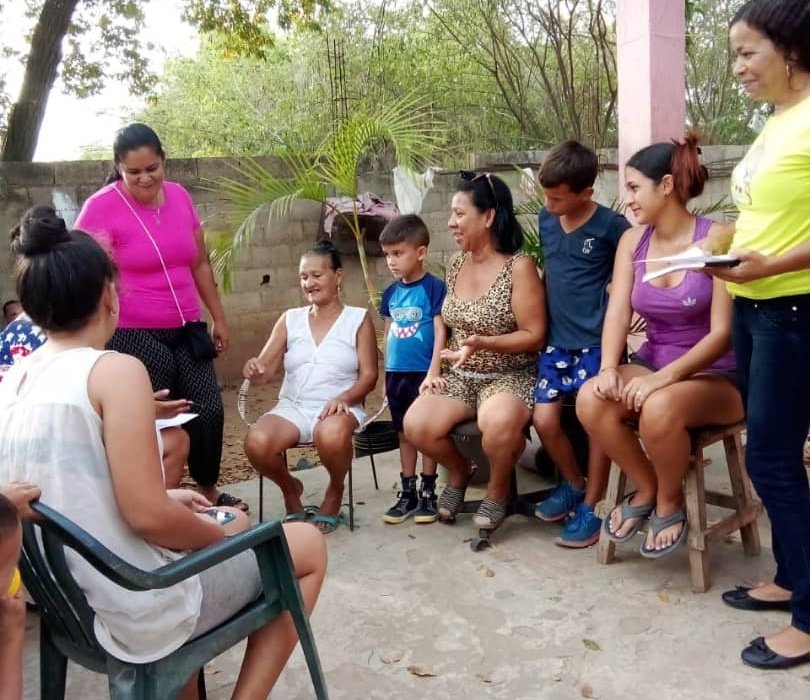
[{"x1": 108, "y1": 327, "x2": 224, "y2": 488}]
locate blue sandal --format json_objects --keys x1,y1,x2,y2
[
  {"x1": 312, "y1": 513, "x2": 342, "y2": 534},
  {"x1": 283, "y1": 511, "x2": 309, "y2": 523}
]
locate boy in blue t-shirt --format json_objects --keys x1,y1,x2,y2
[
  {"x1": 532, "y1": 141, "x2": 631, "y2": 547},
  {"x1": 379, "y1": 215, "x2": 447, "y2": 524}
]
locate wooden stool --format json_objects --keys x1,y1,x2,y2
[{"x1": 596, "y1": 421, "x2": 762, "y2": 593}]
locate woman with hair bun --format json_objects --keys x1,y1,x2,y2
[
  {"x1": 0, "y1": 216, "x2": 326, "y2": 697},
  {"x1": 0, "y1": 206, "x2": 191, "y2": 490},
  {"x1": 74, "y1": 123, "x2": 239, "y2": 510},
  {"x1": 576, "y1": 135, "x2": 744, "y2": 559},
  {"x1": 242, "y1": 240, "x2": 378, "y2": 533}
]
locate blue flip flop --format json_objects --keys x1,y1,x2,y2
[
  {"x1": 640, "y1": 508, "x2": 688, "y2": 559},
  {"x1": 311, "y1": 513, "x2": 342, "y2": 534},
  {"x1": 283, "y1": 511, "x2": 309, "y2": 523}
]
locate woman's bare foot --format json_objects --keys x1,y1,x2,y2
[
  {"x1": 643, "y1": 502, "x2": 685, "y2": 552},
  {"x1": 608, "y1": 493, "x2": 655, "y2": 538},
  {"x1": 314, "y1": 486, "x2": 344, "y2": 532},
  {"x1": 281, "y1": 476, "x2": 305, "y2": 516}
]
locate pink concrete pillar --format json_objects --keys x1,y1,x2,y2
[{"x1": 616, "y1": 0, "x2": 686, "y2": 205}]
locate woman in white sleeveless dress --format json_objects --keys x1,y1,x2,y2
[{"x1": 243, "y1": 241, "x2": 379, "y2": 534}]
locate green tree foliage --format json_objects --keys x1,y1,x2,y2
[
  {"x1": 427, "y1": 0, "x2": 619, "y2": 149},
  {"x1": 140, "y1": 0, "x2": 622, "y2": 154},
  {"x1": 685, "y1": 0, "x2": 757, "y2": 144},
  {"x1": 0, "y1": 0, "x2": 328, "y2": 161},
  {"x1": 138, "y1": 1, "x2": 520, "y2": 159},
  {"x1": 136, "y1": 35, "x2": 334, "y2": 157}
]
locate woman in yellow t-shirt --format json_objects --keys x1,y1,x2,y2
[{"x1": 713, "y1": 0, "x2": 810, "y2": 672}]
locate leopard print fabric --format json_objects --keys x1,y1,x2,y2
[
  {"x1": 441, "y1": 251, "x2": 537, "y2": 409},
  {"x1": 442, "y1": 251, "x2": 537, "y2": 374}
]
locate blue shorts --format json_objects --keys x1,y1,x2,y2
[
  {"x1": 534, "y1": 346, "x2": 602, "y2": 403},
  {"x1": 385, "y1": 371, "x2": 427, "y2": 432}
]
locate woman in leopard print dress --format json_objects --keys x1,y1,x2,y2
[{"x1": 404, "y1": 172, "x2": 546, "y2": 530}]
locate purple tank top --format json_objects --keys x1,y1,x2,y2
[{"x1": 631, "y1": 217, "x2": 736, "y2": 373}]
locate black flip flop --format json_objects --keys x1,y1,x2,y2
[{"x1": 216, "y1": 491, "x2": 250, "y2": 513}]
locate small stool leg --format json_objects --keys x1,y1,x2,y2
[
  {"x1": 259, "y1": 476, "x2": 265, "y2": 524},
  {"x1": 725, "y1": 433, "x2": 761, "y2": 556},
  {"x1": 348, "y1": 463, "x2": 354, "y2": 531},
  {"x1": 685, "y1": 449, "x2": 710, "y2": 593},
  {"x1": 596, "y1": 465, "x2": 626, "y2": 565}
]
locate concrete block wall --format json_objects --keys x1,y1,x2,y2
[{"x1": 0, "y1": 146, "x2": 746, "y2": 380}]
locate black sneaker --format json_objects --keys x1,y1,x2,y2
[
  {"x1": 383, "y1": 490, "x2": 419, "y2": 524},
  {"x1": 413, "y1": 492, "x2": 438, "y2": 524}
]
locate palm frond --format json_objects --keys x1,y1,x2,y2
[
  {"x1": 690, "y1": 196, "x2": 738, "y2": 220},
  {"x1": 213, "y1": 94, "x2": 446, "y2": 306}
]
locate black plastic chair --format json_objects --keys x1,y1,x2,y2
[
  {"x1": 20, "y1": 501, "x2": 329, "y2": 700},
  {"x1": 238, "y1": 379, "x2": 391, "y2": 528}
]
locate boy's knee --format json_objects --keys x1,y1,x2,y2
[
  {"x1": 575, "y1": 385, "x2": 600, "y2": 427},
  {"x1": 533, "y1": 404, "x2": 563, "y2": 436}
]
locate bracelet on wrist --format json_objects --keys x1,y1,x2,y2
[{"x1": 599, "y1": 366, "x2": 618, "y2": 374}]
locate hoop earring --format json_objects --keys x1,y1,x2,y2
[{"x1": 786, "y1": 62, "x2": 794, "y2": 83}]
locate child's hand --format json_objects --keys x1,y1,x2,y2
[
  {"x1": 242, "y1": 357, "x2": 266, "y2": 382},
  {"x1": 1, "y1": 482, "x2": 41, "y2": 519},
  {"x1": 419, "y1": 374, "x2": 448, "y2": 394},
  {"x1": 0, "y1": 592, "x2": 26, "y2": 643}
]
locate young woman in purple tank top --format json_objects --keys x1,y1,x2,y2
[{"x1": 577, "y1": 135, "x2": 744, "y2": 559}]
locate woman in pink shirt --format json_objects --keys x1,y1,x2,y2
[{"x1": 75, "y1": 124, "x2": 242, "y2": 510}]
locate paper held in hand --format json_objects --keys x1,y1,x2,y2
[
  {"x1": 641, "y1": 245, "x2": 740, "y2": 283},
  {"x1": 156, "y1": 413, "x2": 199, "y2": 430}
]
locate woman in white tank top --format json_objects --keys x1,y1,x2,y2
[
  {"x1": 243, "y1": 241, "x2": 379, "y2": 533},
  {"x1": 0, "y1": 208, "x2": 326, "y2": 696}
]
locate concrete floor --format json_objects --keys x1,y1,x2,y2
[{"x1": 22, "y1": 445, "x2": 809, "y2": 699}]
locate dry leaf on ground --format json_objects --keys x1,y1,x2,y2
[{"x1": 407, "y1": 665, "x2": 437, "y2": 677}]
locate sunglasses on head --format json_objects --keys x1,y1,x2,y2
[{"x1": 459, "y1": 170, "x2": 497, "y2": 200}]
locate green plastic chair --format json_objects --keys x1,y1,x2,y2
[{"x1": 19, "y1": 501, "x2": 329, "y2": 700}]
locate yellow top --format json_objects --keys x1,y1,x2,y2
[
  {"x1": 729, "y1": 95, "x2": 810, "y2": 299},
  {"x1": 7, "y1": 567, "x2": 21, "y2": 597}
]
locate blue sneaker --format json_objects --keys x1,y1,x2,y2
[
  {"x1": 556, "y1": 503, "x2": 601, "y2": 548},
  {"x1": 534, "y1": 481, "x2": 585, "y2": 521}
]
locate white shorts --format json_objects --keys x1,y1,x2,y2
[{"x1": 265, "y1": 399, "x2": 365, "y2": 444}]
